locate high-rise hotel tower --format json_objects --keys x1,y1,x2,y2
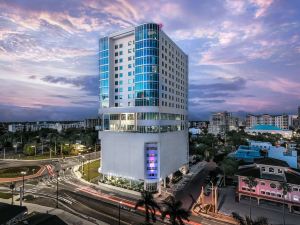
[{"x1": 98, "y1": 23, "x2": 188, "y2": 192}]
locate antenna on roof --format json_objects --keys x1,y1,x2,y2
[{"x1": 159, "y1": 23, "x2": 163, "y2": 29}]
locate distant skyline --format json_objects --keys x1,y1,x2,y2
[{"x1": 0, "y1": 0, "x2": 300, "y2": 121}]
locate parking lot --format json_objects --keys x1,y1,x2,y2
[{"x1": 218, "y1": 186, "x2": 300, "y2": 225}]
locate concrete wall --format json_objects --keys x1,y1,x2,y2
[{"x1": 99, "y1": 130, "x2": 188, "y2": 181}]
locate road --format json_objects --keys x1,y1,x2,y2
[
  {"x1": 0, "y1": 154, "x2": 230, "y2": 225},
  {"x1": 175, "y1": 161, "x2": 216, "y2": 210}
]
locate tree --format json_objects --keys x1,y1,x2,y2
[
  {"x1": 232, "y1": 212, "x2": 269, "y2": 225},
  {"x1": 278, "y1": 182, "x2": 292, "y2": 225},
  {"x1": 220, "y1": 157, "x2": 238, "y2": 186},
  {"x1": 244, "y1": 176, "x2": 258, "y2": 219},
  {"x1": 161, "y1": 196, "x2": 190, "y2": 225},
  {"x1": 135, "y1": 191, "x2": 160, "y2": 225},
  {"x1": 23, "y1": 144, "x2": 35, "y2": 156}
]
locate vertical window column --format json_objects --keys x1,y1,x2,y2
[
  {"x1": 100, "y1": 37, "x2": 109, "y2": 108},
  {"x1": 134, "y1": 23, "x2": 159, "y2": 106}
]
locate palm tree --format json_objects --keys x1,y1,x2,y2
[
  {"x1": 232, "y1": 212, "x2": 269, "y2": 225},
  {"x1": 161, "y1": 196, "x2": 190, "y2": 225},
  {"x1": 244, "y1": 176, "x2": 258, "y2": 219},
  {"x1": 135, "y1": 191, "x2": 160, "y2": 225},
  {"x1": 278, "y1": 182, "x2": 292, "y2": 225}
]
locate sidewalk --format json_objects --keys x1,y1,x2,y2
[
  {"x1": 73, "y1": 160, "x2": 140, "y2": 199},
  {"x1": 0, "y1": 198, "x2": 108, "y2": 225}
]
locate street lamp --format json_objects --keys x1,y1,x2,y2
[
  {"x1": 210, "y1": 180, "x2": 214, "y2": 212},
  {"x1": 56, "y1": 170, "x2": 59, "y2": 208},
  {"x1": 82, "y1": 156, "x2": 85, "y2": 175},
  {"x1": 118, "y1": 201, "x2": 123, "y2": 225},
  {"x1": 10, "y1": 182, "x2": 15, "y2": 205},
  {"x1": 21, "y1": 171, "x2": 27, "y2": 204},
  {"x1": 31, "y1": 145, "x2": 36, "y2": 157},
  {"x1": 88, "y1": 151, "x2": 90, "y2": 181}
]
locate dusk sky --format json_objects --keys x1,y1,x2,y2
[{"x1": 0, "y1": 0, "x2": 299, "y2": 121}]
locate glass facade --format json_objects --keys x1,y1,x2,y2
[
  {"x1": 135, "y1": 23, "x2": 159, "y2": 106},
  {"x1": 99, "y1": 37, "x2": 109, "y2": 108}
]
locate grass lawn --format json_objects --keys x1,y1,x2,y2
[
  {"x1": 0, "y1": 192, "x2": 13, "y2": 199},
  {"x1": 0, "y1": 166, "x2": 40, "y2": 178},
  {"x1": 80, "y1": 160, "x2": 100, "y2": 181}
]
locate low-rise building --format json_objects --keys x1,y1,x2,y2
[
  {"x1": 188, "y1": 127, "x2": 202, "y2": 135},
  {"x1": 245, "y1": 124, "x2": 293, "y2": 139},
  {"x1": 228, "y1": 145, "x2": 263, "y2": 162},
  {"x1": 229, "y1": 141, "x2": 298, "y2": 168},
  {"x1": 188, "y1": 121, "x2": 208, "y2": 129},
  {"x1": 84, "y1": 118, "x2": 101, "y2": 130},
  {"x1": 8, "y1": 121, "x2": 85, "y2": 133},
  {"x1": 237, "y1": 158, "x2": 300, "y2": 213}
]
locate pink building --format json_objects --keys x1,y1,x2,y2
[{"x1": 237, "y1": 158, "x2": 300, "y2": 213}]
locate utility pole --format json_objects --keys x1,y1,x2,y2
[
  {"x1": 54, "y1": 140, "x2": 57, "y2": 156},
  {"x1": 20, "y1": 187, "x2": 23, "y2": 206},
  {"x1": 56, "y1": 171, "x2": 59, "y2": 208},
  {"x1": 119, "y1": 201, "x2": 122, "y2": 225},
  {"x1": 60, "y1": 144, "x2": 62, "y2": 158},
  {"x1": 21, "y1": 171, "x2": 26, "y2": 198},
  {"x1": 88, "y1": 152, "x2": 90, "y2": 181},
  {"x1": 210, "y1": 181, "x2": 214, "y2": 212},
  {"x1": 10, "y1": 182, "x2": 15, "y2": 205},
  {"x1": 214, "y1": 187, "x2": 218, "y2": 213},
  {"x1": 41, "y1": 139, "x2": 44, "y2": 155}
]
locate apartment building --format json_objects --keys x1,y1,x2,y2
[{"x1": 98, "y1": 23, "x2": 189, "y2": 192}]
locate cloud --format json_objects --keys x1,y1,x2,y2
[
  {"x1": 225, "y1": 0, "x2": 247, "y2": 15},
  {"x1": 0, "y1": 103, "x2": 98, "y2": 122},
  {"x1": 41, "y1": 75, "x2": 99, "y2": 96},
  {"x1": 190, "y1": 77, "x2": 247, "y2": 92},
  {"x1": 0, "y1": 0, "x2": 299, "y2": 121},
  {"x1": 250, "y1": 0, "x2": 273, "y2": 18},
  {"x1": 225, "y1": 0, "x2": 273, "y2": 18},
  {"x1": 254, "y1": 78, "x2": 300, "y2": 97}
]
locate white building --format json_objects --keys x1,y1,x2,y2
[
  {"x1": 189, "y1": 127, "x2": 201, "y2": 135},
  {"x1": 98, "y1": 23, "x2": 189, "y2": 192},
  {"x1": 8, "y1": 121, "x2": 84, "y2": 133},
  {"x1": 245, "y1": 124, "x2": 293, "y2": 139},
  {"x1": 246, "y1": 114, "x2": 290, "y2": 130},
  {"x1": 208, "y1": 111, "x2": 239, "y2": 135}
]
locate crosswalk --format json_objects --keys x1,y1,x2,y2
[
  {"x1": 38, "y1": 175, "x2": 74, "y2": 186},
  {"x1": 45, "y1": 164, "x2": 55, "y2": 177}
]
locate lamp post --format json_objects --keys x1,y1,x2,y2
[
  {"x1": 119, "y1": 201, "x2": 122, "y2": 225},
  {"x1": 21, "y1": 171, "x2": 26, "y2": 202},
  {"x1": 88, "y1": 151, "x2": 90, "y2": 181},
  {"x1": 210, "y1": 181, "x2": 214, "y2": 213},
  {"x1": 82, "y1": 156, "x2": 85, "y2": 175},
  {"x1": 56, "y1": 170, "x2": 59, "y2": 208},
  {"x1": 32, "y1": 145, "x2": 36, "y2": 157},
  {"x1": 10, "y1": 182, "x2": 15, "y2": 205}
]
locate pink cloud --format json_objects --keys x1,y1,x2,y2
[
  {"x1": 250, "y1": 0, "x2": 273, "y2": 18},
  {"x1": 255, "y1": 78, "x2": 300, "y2": 97}
]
